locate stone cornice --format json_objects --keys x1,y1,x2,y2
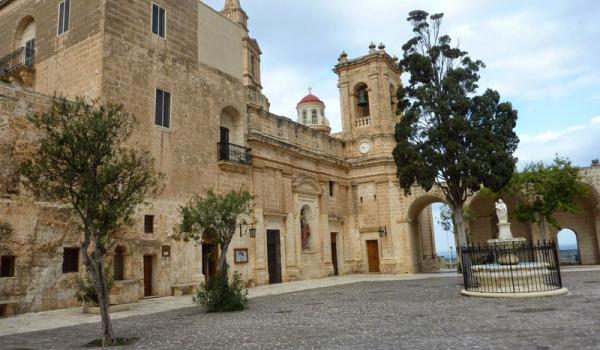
[{"x1": 247, "y1": 130, "x2": 348, "y2": 167}]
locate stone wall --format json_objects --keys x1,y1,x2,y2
[
  {"x1": 0, "y1": 83, "x2": 86, "y2": 314},
  {"x1": 0, "y1": 0, "x2": 105, "y2": 97}
]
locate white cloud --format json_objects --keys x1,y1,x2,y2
[{"x1": 516, "y1": 116, "x2": 600, "y2": 166}]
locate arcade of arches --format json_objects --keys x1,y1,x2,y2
[{"x1": 406, "y1": 182, "x2": 600, "y2": 271}]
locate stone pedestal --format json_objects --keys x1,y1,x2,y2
[
  {"x1": 487, "y1": 237, "x2": 527, "y2": 265},
  {"x1": 497, "y1": 222, "x2": 513, "y2": 241}
]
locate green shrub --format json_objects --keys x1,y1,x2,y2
[
  {"x1": 194, "y1": 268, "x2": 248, "y2": 312},
  {"x1": 75, "y1": 270, "x2": 114, "y2": 305}
]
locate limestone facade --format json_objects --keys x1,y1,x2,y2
[{"x1": 0, "y1": 0, "x2": 599, "y2": 317}]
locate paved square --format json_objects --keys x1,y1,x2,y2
[{"x1": 1, "y1": 270, "x2": 599, "y2": 350}]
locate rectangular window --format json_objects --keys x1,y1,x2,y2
[
  {"x1": 329, "y1": 181, "x2": 335, "y2": 197},
  {"x1": 62, "y1": 248, "x2": 79, "y2": 273},
  {"x1": 152, "y1": 3, "x2": 166, "y2": 38},
  {"x1": 302, "y1": 110, "x2": 307, "y2": 125},
  {"x1": 0, "y1": 256, "x2": 15, "y2": 278},
  {"x1": 144, "y1": 215, "x2": 154, "y2": 234},
  {"x1": 154, "y1": 89, "x2": 171, "y2": 128},
  {"x1": 57, "y1": 0, "x2": 70, "y2": 35}
]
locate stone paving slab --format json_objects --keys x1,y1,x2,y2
[
  {"x1": 0, "y1": 272, "x2": 459, "y2": 337},
  {"x1": 0, "y1": 268, "x2": 598, "y2": 350}
]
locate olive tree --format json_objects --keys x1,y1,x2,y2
[{"x1": 21, "y1": 96, "x2": 161, "y2": 346}]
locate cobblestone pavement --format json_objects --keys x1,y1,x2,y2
[{"x1": 1, "y1": 270, "x2": 599, "y2": 350}]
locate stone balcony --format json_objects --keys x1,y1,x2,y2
[{"x1": 0, "y1": 47, "x2": 35, "y2": 87}]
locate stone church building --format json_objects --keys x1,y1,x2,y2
[{"x1": 0, "y1": 0, "x2": 599, "y2": 316}]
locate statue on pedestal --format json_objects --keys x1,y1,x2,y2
[{"x1": 495, "y1": 199, "x2": 508, "y2": 224}]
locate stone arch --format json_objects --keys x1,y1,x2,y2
[
  {"x1": 551, "y1": 182, "x2": 599, "y2": 265},
  {"x1": 353, "y1": 82, "x2": 370, "y2": 119},
  {"x1": 556, "y1": 228, "x2": 580, "y2": 265},
  {"x1": 219, "y1": 106, "x2": 243, "y2": 145},
  {"x1": 404, "y1": 188, "x2": 449, "y2": 272},
  {"x1": 14, "y1": 16, "x2": 35, "y2": 50}
]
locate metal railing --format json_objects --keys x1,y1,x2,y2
[
  {"x1": 217, "y1": 142, "x2": 251, "y2": 165},
  {"x1": 0, "y1": 47, "x2": 35, "y2": 76},
  {"x1": 559, "y1": 249, "x2": 580, "y2": 265},
  {"x1": 460, "y1": 241, "x2": 563, "y2": 294}
]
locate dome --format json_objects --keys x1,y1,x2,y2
[
  {"x1": 297, "y1": 93, "x2": 324, "y2": 106},
  {"x1": 296, "y1": 88, "x2": 331, "y2": 134}
]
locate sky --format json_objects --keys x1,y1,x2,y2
[{"x1": 204, "y1": 0, "x2": 598, "y2": 253}]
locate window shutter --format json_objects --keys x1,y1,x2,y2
[
  {"x1": 163, "y1": 91, "x2": 171, "y2": 128},
  {"x1": 58, "y1": 2, "x2": 65, "y2": 34},
  {"x1": 155, "y1": 89, "x2": 163, "y2": 126},
  {"x1": 159, "y1": 7, "x2": 166, "y2": 38},
  {"x1": 64, "y1": 0, "x2": 70, "y2": 32},
  {"x1": 152, "y1": 4, "x2": 159, "y2": 35}
]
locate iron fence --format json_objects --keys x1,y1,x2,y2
[
  {"x1": 217, "y1": 142, "x2": 251, "y2": 165},
  {"x1": 559, "y1": 249, "x2": 580, "y2": 265},
  {"x1": 460, "y1": 241, "x2": 563, "y2": 294},
  {"x1": 0, "y1": 47, "x2": 35, "y2": 76}
]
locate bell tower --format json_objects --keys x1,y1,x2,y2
[
  {"x1": 221, "y1": 0, "x2": 269, "y2": 110},
  {"x1": 334, "y1": 43, "x2": 401, "y2": 157}
]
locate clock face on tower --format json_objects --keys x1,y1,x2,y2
[{"x1": 359, "y1": 142, "x2": 370, "y2": 155}]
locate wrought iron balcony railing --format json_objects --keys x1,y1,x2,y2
[
  {"x1": 0, "y1": 47, "x2": 35, "y2": 76},
  {"x1": 217, "y1": 142, "x2": 251, "y2": 165}
]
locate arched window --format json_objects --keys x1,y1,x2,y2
[
  {"x1": 114, "y1": 246, "x2": 126, "y2": 281},
  {"x1": 354, "y1": 83, "x2": 370, "y2": 118},
  {"x1": 250, "y1": 54, "x2": 256, "y2": 77},
  {"x1": 311, "y1": 109, "x2": 318, "y2": 124},
  {"x1": 390, "y1": 84, "x2": 396, "y2": 105}
]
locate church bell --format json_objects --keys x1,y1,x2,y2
[{"x1": 357, "y1": 90, "x2": 369, "y2": 106}]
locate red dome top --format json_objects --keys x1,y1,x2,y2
[{"x1": 297, "y1": 93, "x2": 324, "y2": 106}]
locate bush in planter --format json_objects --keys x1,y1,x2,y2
[
  {"x1": 194, "y1": 267, "x2": 248, "y2": 312},
  {"x1": 75, "y1": 271, "x2": 114, "y2": 305}
]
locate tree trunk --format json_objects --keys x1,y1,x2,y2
[
  {"x1": 217, "y1": 240, "x2": 230, "y2": 274},
  {"x1": 95, "y1": 259, "x2": 114, "y2": 347},
  {"x1": 536, "y1": 213, "x2": 549, "y2": 242},
  {"x1": 452, "y1": 205, "x2": 468, "y2": 248},
  {"x1": 82, "y1": 247, "x2": 114, "y2": 346}
]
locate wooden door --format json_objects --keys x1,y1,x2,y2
[
  {"x1": 331, "y1": 232, "x2": 339, "y2": 276},
  {"x1": 366, "y1": 240, "x2": 380, "y2": 273},
  {"x1": 202, "y1": 243, "x2": 218, "y2": 283},
  {"x1": 143, "y1": 255, "x2": 153, "y2": 296},
  {"x1": 267, "y1": 230, "x2": 282, "y2": 284}
]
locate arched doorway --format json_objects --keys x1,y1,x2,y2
[
  {"x1": 406, "y1": 192, "x2": 448, "y2": 273},
  {"x1": 557, "y1": 229, "x2": 580, "y2": 265},
  {"x1": 14, "y1": 16, "x2": 35, "y2": 65},
  {"x1": 432, "y1": 203, "x2": 458, "y2": 271}
]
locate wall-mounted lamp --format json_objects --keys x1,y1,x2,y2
[
  {"x1": 378, "y1": 226, "x2": 388, "y2": 238},
  {"x1": 240, "y1": 221, "x2": 256, "y2": 238}
]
